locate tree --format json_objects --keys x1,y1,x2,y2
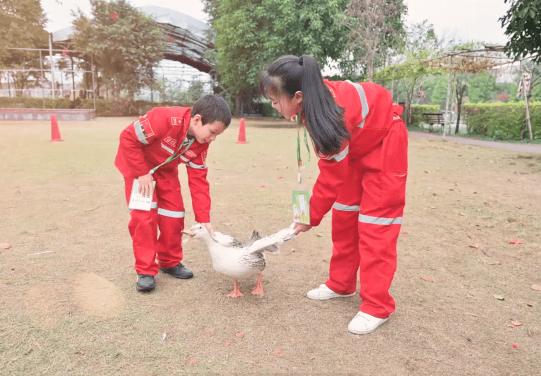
[
  {"x1": 71, "y1": 0, "x2": 165, "y2": 100},
  {"x1": 203, "y1": 0, "x2": 350, "y2": 114},
  {"x1": 500, "y1": 0, "x2": 541, "y2": 63},
  {"x1": 341, "y1": 0, "x2": 407, "y2": 81},
  {"x1": 375, "y1": 22, "x2": 444, "y2": 125},
  {"x1": 0, "y1": 0, "x2": 48, "y2": 96},
  {"x1": 467, "y1": 73, "x2": 497, "y2": 103}
]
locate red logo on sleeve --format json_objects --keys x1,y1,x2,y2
[
  {"x1": 171, "y1": 117, "x2": 183, "y2": 126},
  {"x1": 140, "y1": 119, "x2": 154, "y2": 138}
]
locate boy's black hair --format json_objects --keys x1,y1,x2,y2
[
  {"x1": 260, "y1": 55, "x2": 349, "y2": 156},
  {"x1": 192, "y1": 95, "x2": 232, "y2": 128}
]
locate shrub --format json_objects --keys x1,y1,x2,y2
[
  {"x1": 408, "y1": 105, "x2": 440, "y2": 126},
  {"x1": 463, "y1": 102, "x2": 541, "y2": 140}
]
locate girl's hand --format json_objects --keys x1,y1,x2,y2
[
  {"x1": 294, "y1": 223, "x2": 312, "y2": 235},
  {"x1": 200, "y1": 222, "x2": 215, "y2": 236},
  {"x1": 137, "y1": 174, "x2": 154, "y2": 197}
]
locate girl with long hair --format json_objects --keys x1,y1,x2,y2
[{"x1": 260, "y1": 55, "x2": 408, "y2": 335}]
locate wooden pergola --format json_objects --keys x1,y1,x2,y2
[{"x1": 419, "y1": 45, "x2": 535, "y2": 139}]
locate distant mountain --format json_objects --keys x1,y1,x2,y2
[{"x1": 53, "y1": 5, "x2": 210, "y2": 42}]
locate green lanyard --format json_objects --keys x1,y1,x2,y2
[
  {"x1": 149, "y1": 137, "x2": 195, "y2": 175},
  {"x1": 296, "y1": 114, "x2": 311, "y2": 185}
]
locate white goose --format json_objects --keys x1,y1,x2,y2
[{"x1": 185, "y1": 224, "x2": 295, "y2": 298}]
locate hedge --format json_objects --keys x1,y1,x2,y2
[
  {"x1": 463, "y1": 102, "x2": 541, "y2": 140},
  {"x1": 0, "y1": 97, "x2": 194, "y2": 117}
]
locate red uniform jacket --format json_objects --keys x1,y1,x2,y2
[
  {"x1": 114, "y1": 107, "x2": 212, "y2": 223},
  {"x1": 310, "y1": 80, "x2": 403, "y2": 226}
]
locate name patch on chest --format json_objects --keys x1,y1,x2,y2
[
  {"x1": 164, "y1": 136, "x2": 177, "y2": 148},
  {"x1": 184, "y1": 150, "x2": 197, "y2": 159}
]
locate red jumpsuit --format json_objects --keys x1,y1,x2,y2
[
  {"x1": 115, "y1": 107, "x2": 211, "y2": 276},
  {"x1": 310, "y1": 80, "x2": 408, "y2": 319}
]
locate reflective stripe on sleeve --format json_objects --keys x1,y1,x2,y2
[
  {"x1": 359, "y1": 214, "x2": 402, "y2": 225},
  {"x1": 151, "y1": 202, "x2": 158, "y2": 209},
  {"x1": 158, "y1": 208, "x2": 185, "y2": 218},
  {"x1": 187, "y1": 161, "x2": 207, "y2": 169},
  {"x1": 333, "y1": 202, "x2": 360, "y2": 212},
  {"x1": 327, "y1": 145, "x2": 349, "y2": 162},
  {"x1": 180, "y1": 155, "x2": 190, "y2": 163},
  {"x1": 161, "y1": 143, "x2": 174, "y2": 154},
  {"x1": 133, "y1": 121, "x2": 149, "y2": 145},
  {"x1": 346, "y1": 80, "x2": 369, "y2": 128}
]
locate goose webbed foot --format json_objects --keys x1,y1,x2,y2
[{"x1": 228, "y1": 280, "x2": 244, "y2": 298}]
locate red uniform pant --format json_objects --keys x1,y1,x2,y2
[
  {"x1": 326, "y1": 120, "x2": 408, "y2": 318},
  {"x1": 123, "y1": 168, "x2": 186, "y2": 275}
]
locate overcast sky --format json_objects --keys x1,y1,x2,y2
[{"x1": 41, "y1": 0, "x2": 510, "y2": 46}]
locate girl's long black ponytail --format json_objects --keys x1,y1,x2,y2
[{"x1": 260, "y1": 55, "x2": 349, "y2": 155}]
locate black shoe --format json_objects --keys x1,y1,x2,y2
[
  {"x1": 160, "y1": 263, "x2": 194, "y2": 279},
  {"x1": 136, "y1": 274, "x2": 156, "y2": 292}
]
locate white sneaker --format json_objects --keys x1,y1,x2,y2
[
  {"x1": 347, "y1": 311, "x2": 389, "y2": 335},
  {"x1": 306, "y1": 284, "x2": 355, "y2": 300}
]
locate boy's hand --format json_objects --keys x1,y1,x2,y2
[
  {"x1": 138, "y1": 173, "x2": 154, "y2": 197},
  {"x1": 294, "y1": 223, "x2": 312, "y2": 235},
  {"x1": 201, "y1": 222, "x2": 215, "y2": 236}
]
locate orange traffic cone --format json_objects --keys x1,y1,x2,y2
[
  {"x1": 50, "y1": 115, "x2": 63, "y2": 142},
  {"x1": 236, "y1": 118, "x2": 247, "y2": 144}
]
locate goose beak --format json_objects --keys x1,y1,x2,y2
[{"x1": 182, "y1": 229, "x2": 195, "y2": 237}]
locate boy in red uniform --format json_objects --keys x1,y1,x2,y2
[{"x1": 115, "y1": 95, "x2": 231, "y2": 292}]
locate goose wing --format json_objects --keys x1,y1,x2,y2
[{"x1": 247, "y1": 227, "x2": 296, "y2": 255}]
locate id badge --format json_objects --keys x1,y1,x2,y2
[
  {"x1": 128, "y1": 180, "x2": 155, "y2": 211},
  {"x1": 292, "y1": 190, "x2": 310, "y2": 224}
]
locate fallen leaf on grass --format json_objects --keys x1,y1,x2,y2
[
  {"x1": 469, "y1": 245, "x2": 479, "y2": 249},
  {"x1": 259, "y1": 185, "x2": 266, "y2": 188},
  {"x1": 518, "y1": 221, "x2": 525, "y2": 226},
  {"x1": 511, "y1": 321, "x2": 522, "y2": 327},
  {"x1": 277, "y1": 177, "x2": 283, "y2": 179},
  {"x1": 494, "y1": 295, "x2": 505, "y2": 300},
  {"x1": 459, "y1": 212, "x2": 466, "y2": 216},
  {"x1": 225, "y1": 342, "x2": 232, "y2": 346},
  {"x1": 422, "y1": 277, "x2": 434, "y2": 282},
  {"x1": 206, "y1": 330, "x2": 212, "y2": 334},
  {"x1": 236, "y1": 333, "x2": 244, "y2": 338},
  {"x1": 0, "y1": 243, "x2": 11, "y2": 249},
  {"x1": 274, "y1": 350, "x2": 282, "y2": 354},
  {"x1": 290, "y1": 337, "x2": 297, "y2": 341},
  {"x1": 531, "y1": 284, "x2": 541, "y2": 291},
  {"x1": 189, "y1": 359, "x2": 198, "y2": 365},
  {"x1": 509, "y1": 239, "x2": 524, "y2": 244},
  {"x1": 512, "y1": 344, "x2": 518, "y2": 349},
  {"x1": 316, "y1": 234, "x2": 323, "y2": 237}
]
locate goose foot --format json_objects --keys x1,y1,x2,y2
[
  {"x1": 228, "y1": 280, "x2": 244, "y2": 298},
  {"x1": 250, "y1": 273, "x2": 264, "y2": 295}
]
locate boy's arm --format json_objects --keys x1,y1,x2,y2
[{"x1": 186, "y1": 148, "x2": 211, "y2": 223}]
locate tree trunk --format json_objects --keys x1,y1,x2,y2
[
  {"x1": 366, "y1": 48, "x2": 375, "y2": 82},
  {"x1": 70, "y1": 56, "x2": 76, "y2": 100},
  {"x1": 455, "y1": 85, "x2": 467, "y2": 135}
]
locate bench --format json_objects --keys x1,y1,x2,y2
[{"x1": 422, "y1": 113, "x2": 445, "y2": 132}]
